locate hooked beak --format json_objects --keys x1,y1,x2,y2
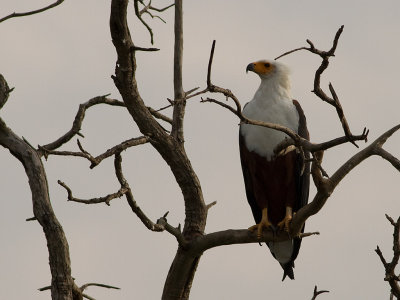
[{"x1": 246, "y1": 63, "x2": 255, "y2": 73}]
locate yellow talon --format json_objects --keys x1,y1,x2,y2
[
  {"x1": 277, "y1": 206, "x2": 293, "y2": 232},
  {"x1": 248, "y1": 208, "x2": 271, "y2": 239}
]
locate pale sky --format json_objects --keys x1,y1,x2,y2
[{"x1": 1, "y1": 1, "x2": 400, "y2": 299}]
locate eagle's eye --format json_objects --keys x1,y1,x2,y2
[{"x1": 264, "y1": 63, "x2": 271, "y2": 68}]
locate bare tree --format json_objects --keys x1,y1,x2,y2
[{"x1": 0, "y1": 1, "x2": 399, "y2": 299}]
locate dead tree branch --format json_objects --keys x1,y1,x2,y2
[
  {"x1": 58, "y1": 179, "x2": 128, "y2": 206},
  {"x1": 133, "y1": 0, "x2": 174, "y2": 44},
  {"x1": 37, "y1": 95, "x2": 125, "y2": 156},
  {"x1": 0, "y1": 0, "x2": 65, "y2": 23},
  {"x1": 0, "y1": 115, "x2": 76, "y2": 299},
  {"x1": 111, "y1": 1, "x2": 209, "y2": 298},
  {"x1": 111, "y1": 0, "x2": 207, "y2": 238},
  {"x1": 36, "y1": 94, "x2": 166, "y2": 159},
  {"x1": 40, "y1": 281, "x2": 120, "y2": 299},
  {"x1": 291, "y1": 124, "x2": 400, "y2": 235},
  {"x1": 275, "y1": 25, "x2": 359, "y2": 146},
  {"x1": 138, "y1": 0, "x2": 174, "y2": 24},
  {"x1": 375, "y1": 215, "x2": 400, "y2": 299},
  {"x1": 40, "y1": 136, "x2": 150, "y2": 168},
  {"x1": 80, "y1": 282, "x2": 120, "y2": 292},
  {"x1": 114, "y1": 153, "x2": 187, "y2": 245},
  {"x1": 311, "y1": 285, "x2": 329, "y2": 300},
  {"x1": 191, "y1": 228, "x2": 317, "y2": 255},
  {"x1": 0, "y1": 73, "x2": 78, "y2": 299},
  {"x1": 171, "y1": 0, "x2": 185, "y2": 143}
]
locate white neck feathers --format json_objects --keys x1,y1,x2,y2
[{"x1": 240, "y1": 63, "x2": 299, "y2": 160}]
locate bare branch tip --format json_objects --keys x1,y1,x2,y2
[
  {"x1": 385, "y1": 214, "x2": 396, "y2": 226},
  {"x1": 206, "y1": 201, "x2": 217, "y2": 210},
  {"x1": 312, "y1": 285, "x2": 329, "y2": 300}
]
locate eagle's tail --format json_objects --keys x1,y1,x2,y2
[{"x1": 281, "y1": 261, "x2": 295, "y2": 281}]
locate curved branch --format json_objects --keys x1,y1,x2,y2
[
  {"x1": 134, "y1": 0, "x2": 154, "y2": 44},
  {"x1": 41, "y1": 136, "x2": 150, "y2": 168},
  {"x1": 115, "y1": 153, "x2": 188, "y2": 246},
  {"x1": 0, "y1": 0, "x2": 65, "y2": 23},
  {"x1": 275, "y1": 26, "x2": 360, "y2": 146},
  {"x1": 58, "y1": 180, "x2": 128, "y2": 206},
  {"x1": 38, "y1": 95, "x2": 125, "y2": 156},
  {"x1": 311, "y1": 285, "x2": 329, "y2": 300},
  {"x1": 80, "y1": 282, "x2": 120, "y2": 292},
  {"x1": 291, "y1": 124, "x2": 400, "y2": 235},
  {"x1": 0, "y1": 117, "x2": 75, "y2": 299}
]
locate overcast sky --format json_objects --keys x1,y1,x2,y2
[{"x1": 1, "y1": 1, "x2": 400, "y2": 299}]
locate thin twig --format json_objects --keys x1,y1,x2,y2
[
  {"x1": 206, "y1": 201, "x2": 217, "y2": 211},
  {"x1": 57, "y1": 180, "x2": 128, "y2": 206},
  {"x1": 0, "y1": 0, "x2": 65, "y2": 23},
  {"x1": 134, "y1": 0, "x2": 154, "y2": 44},
  {"x1": 311, "y1": 285, "x2": 329, "y2": 300},
  {"x1": 274, "y1": 47, "x2": 308, "y2": 60},
  {"x1": 80, "y1": 283, "x2": 120, "y2": 292},
  {"x1": 147, "y1": 107, "x2": 172, "y2": 124},
  {"x1": 132, "y1": 46, "x2": 160, "y2": 52},
  {"x1": 299, "y1": 231, "x2": 320, "y2": 238},
  {"x1": 133, "y1": 0, "x2": 174, "y2": 44}
]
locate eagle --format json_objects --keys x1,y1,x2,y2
[{"x1": 239, "y1": 60, "x2": 310, "y2": 280}]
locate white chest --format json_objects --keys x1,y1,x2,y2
[{"x1": 240, "y1": 97, "x2": 299, "y2": 160}]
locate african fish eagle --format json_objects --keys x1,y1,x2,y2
[{"x1": 239, "y1": 60, "x2": 310, "y2": 280}]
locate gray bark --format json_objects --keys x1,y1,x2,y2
[{"x1": 0, "y1": 115, "x2": 78, "y2": 299}]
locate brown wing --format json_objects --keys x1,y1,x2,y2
[{"x1": 282, "y1": 100, "x2": 310, "y2": 280}]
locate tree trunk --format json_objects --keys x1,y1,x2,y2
[
  {"x1": 162, "y1": 247, "x2": 201, "y2": 300},
  {"x1": 0, "y1": 117, "x2": 76, "y2": 299}
]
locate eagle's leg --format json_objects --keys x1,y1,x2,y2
[
  {"x1": 277, "y1": 206, "x2": 293, "y2": 232},
  {"x1": 248, "y1": 208, "x2": 272, "y2": 239}
]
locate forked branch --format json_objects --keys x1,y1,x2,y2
[
  {"x1": 40, "y1": 136, "x2": 150, "y2": 168},
  {"x1": 311, "y1": 285, "x2": 329, "y2": 300},
  {"x1": 133, "y1": 0, "x2": 174, "y2": 44},
  {"x1": 275, "y1": 25, "x2": 359, "y2": 146},
  {"x1": 37, "y1": 95, "x2": 125, "y2": 156},
  {"x1": 291, "y1": 124, "x2": 400, "y2": 235},
  {"x1": 375, "y1": 215, "x2": 400, "y2": 299}
]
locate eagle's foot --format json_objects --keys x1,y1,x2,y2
[
  {"x1": 248, "y1": 219, "x2": 272, "y2": 239},
  {"x1": 277, "y1": 215, "x2": 292, "y2": 232},
  {"x1": 248, "y1": 207, "x2": 271, "y2": 239},
  {"x1": 277, "y1": 206, "x2": 293, "y2": 232}
]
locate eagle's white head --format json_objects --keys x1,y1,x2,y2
[{"x1": 246, "y1": 60, "x2": 291, "y2": 93}]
